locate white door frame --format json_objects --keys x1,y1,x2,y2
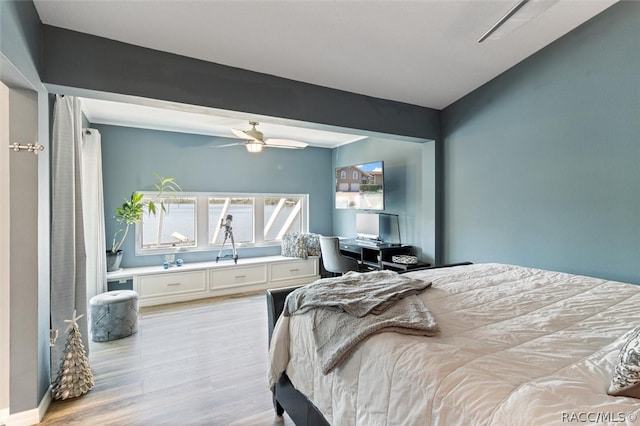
[{"x1": 0, "y1": 81, "x2": 11, "y2": 423}]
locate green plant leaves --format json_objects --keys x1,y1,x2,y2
[{"x1": 110, "y1": 175, "x2": 181, "y2": 253}]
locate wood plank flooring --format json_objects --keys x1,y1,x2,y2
[{"x1": 41, "y1": 293, "x2": 295, "y2": 426}]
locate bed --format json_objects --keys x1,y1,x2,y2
[{"x1": 266, "y1": 263, "x2": 640, "y2": 425}]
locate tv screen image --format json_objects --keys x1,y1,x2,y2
[{"x1": 335, "y1": 161, "x2": 384, "y2": 210}]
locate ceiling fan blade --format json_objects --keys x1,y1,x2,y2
[
  {"x1": 231, "y1": 128, "x2": 255, "y2": 140},
  {"x1": 265, "y1": 138, "x2": 308, "y2": 149},
  {"x1": 210, "y1": 142, "x2": 243, "y2": 148}
]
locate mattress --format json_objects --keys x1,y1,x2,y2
[{"x1": 270, "y1": 263, "x2": 640, "y2": 425}]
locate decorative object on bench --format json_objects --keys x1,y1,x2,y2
[
  {"x1": 52, "y1": 310, "x2": 94, "y2": 400},
  {"x1": 89, "y1": 290, "x2": 139, "y2": 342},
  {"x1": 391, "y1": 254, "x2": 418, "y2": 265},
  {"x1": 281, "y1": 232, "x2": 320, "y2": 259}
]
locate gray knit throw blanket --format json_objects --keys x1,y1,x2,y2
[
  {"x1": 284, "y1": 270, "x2": 439, "y2": 374},
  {"x1": 283, "y1": 270, "x2": 432, "y2": 317}
]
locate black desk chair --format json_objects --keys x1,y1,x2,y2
[{"x1": 319, "y1": 236, "x2": 360, "y2": 276}]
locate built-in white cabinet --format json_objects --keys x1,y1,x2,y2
[{"x1": 107, "y1": 255, "x2": 319, "y2": 307}]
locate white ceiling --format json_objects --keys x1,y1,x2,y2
[
  {"x1": 34, "y1": 0, "x2": 618, "y2": 145},
  {"x1": 79, "y1": 97, "x2": 369, "y2": 148}
]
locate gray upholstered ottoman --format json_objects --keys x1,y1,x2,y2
[{"x1": 89, "y1": 290, "x2": 139, "y2": 342}]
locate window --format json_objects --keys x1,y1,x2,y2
[
  {"x1": 136, "y1": 192, "x2": 308, "y2": 255},
  {"x1": 138, "y1": 196, "x2": 197, "y2": 254},
  {"x1": 353, "y1": 171, "x2": 359, "y2": 180},
  {"x1": 340, "y1": 170, "x2": 346, "y2": 180},
  {"x1": 208, "y1": 197, "x2": 255, "y2": 245},
  {"x1": 263, "y1": 197, "x2": 303, "y2": 241}
]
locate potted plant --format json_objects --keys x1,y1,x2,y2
[{"x1": 107, "y1": 175, "x2": 181, "y2": 272}]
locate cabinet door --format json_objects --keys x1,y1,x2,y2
[
  {"x1": 209, "y1": 265, "x2": 268, "y2": 289},
  {"x1": 138, "y1": 270, "x2": 207, "y2": 298},
  {"x1": 271, "y1": 258, "x2": 318, "y2": 283}
]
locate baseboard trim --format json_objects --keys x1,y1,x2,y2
[
  {"x1": 38, "y1": 386, "x2": 51, "y2": 422},
  {"x1": 6, "y1": 408, "x2": 38, "y2": 426},
  {"x1": 6, "y1": 386, "x2": 51, "y2": 426}
]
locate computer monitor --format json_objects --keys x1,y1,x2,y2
[{"x1": 355, "y1": 213, "x2": 380, "y2": 241}]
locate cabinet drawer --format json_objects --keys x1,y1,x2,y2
[
  {"x1": 271, "y1": 259, "x2": 318, "y2": 282},
  {"x1": 210, "y1": 265, "x2": 267, "y2": 289},
  {"x1": 138, "y1": 270, "x2": 207, "y2": 298}
]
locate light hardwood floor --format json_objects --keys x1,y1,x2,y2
[{"x1": 41, "y1": 293, "x2": 295, "y2": 426}]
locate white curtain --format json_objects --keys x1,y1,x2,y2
[
  {"x1": 81, "y1": 128, "x2": 107, "y2": 299},
  {"x1": 51, "y1": 95, "x2": 107, "y2": 374}
]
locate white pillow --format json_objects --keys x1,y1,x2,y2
[{"x1": 608, "y1": 325, "x2": 640, "y2": 398}]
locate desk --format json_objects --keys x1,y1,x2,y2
[
  {"x1": 380, "y1": 261, "x2": 432, "y2": 272},
  {"x1": 339, "y1": 239, "x2": 413, "y2": 271}
]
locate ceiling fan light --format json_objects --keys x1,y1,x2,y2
[{"x1": 246, "y1": 141, "x2": 263, "y2": 153}]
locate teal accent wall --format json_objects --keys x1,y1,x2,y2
[
  {"x1": 332, "y1": 136, "x2": 436, "y2": 263},
  {"x1": 97, "y1": 124, "x2": 333, "y2": 267},
  {"x1": 442, "y1": 2, "x2": 640, "y2": 283}
]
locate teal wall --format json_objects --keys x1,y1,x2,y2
[
  {"x1": 333, "y1": 137, "x2": 436, "y2": 263},
  {"x1": 97, "y1": 124, "x2": 333, "y2": 267},
  {"x1": 442, "y1": 2, "x2": 640, "y2": 283}
]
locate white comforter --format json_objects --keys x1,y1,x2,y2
[{"x1": 269, "y1": 263, "x2": 640, "y2": 425}]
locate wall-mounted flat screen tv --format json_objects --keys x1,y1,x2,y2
[{"x1": 335, "y1": 161, "x2": 384, "y2": 210}]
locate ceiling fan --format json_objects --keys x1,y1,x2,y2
[{"x1": 213, "y1": 121, "x2": 308, "y2": 153}]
